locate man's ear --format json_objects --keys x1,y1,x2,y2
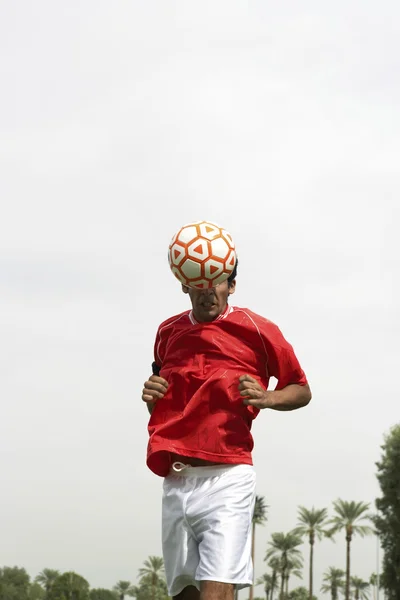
[
  {"x1": 228, "y1": 280, "x2": 236, "y2": 295},
  {"x1": 182, "y1": 284, "x2": 189, "y2": 294}
]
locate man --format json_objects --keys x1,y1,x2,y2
[{"x1": 142, "y1": 260, "x2": 311, "y2": 600}]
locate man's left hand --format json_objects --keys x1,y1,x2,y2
[{"x1": 238, "y1": 375, "x2": 274, "y2": 409}]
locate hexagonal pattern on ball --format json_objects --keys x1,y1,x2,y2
[
  {"x1": 222, "y1": 229, "x2": 235, "y2": 248},
  {"x1": 211, "y1": 237, "x2": 230, "y2": 260},
  {"x1": 169, "y1": 242, "x2": 186, "y2": 266},
  {"x1": 204, "y1": 258, "x2": 224, "y2": 279},
  {"x1": 181, "y1": 258, "x2": 202, "y2": 280},
  {"x1": 169, "y1": 231, "x2": 178, "y2": 246},
  {"x1": 171, "y1": 267, "x2": 187, "y2": 285},
  {"x1": 199, "y1": 222, "x2": 221, "y2": 241},
  {"x1": 177, "y1": 225, "x2": 198, "y2": 244},
  {"x1": 225, "y1": 249, "x2": 236, "y2": 271},
  {"x1": 188, "y1": 237, "x2": 210, "y2": 261},
  {"x1": 189, "y1": 279, "x2": 211, "y2": 289}
]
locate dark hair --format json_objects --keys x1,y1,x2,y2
[{"x1": 227, "y1": 258, "x2": 238, "y2": 284}]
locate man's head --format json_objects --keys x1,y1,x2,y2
[{"x1": 182, "y1": 260, "x2": 238, "y2": 323}]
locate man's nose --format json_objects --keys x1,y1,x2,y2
[{"x1": 204, "y1": 287, "x2": 216, "y2": 295}]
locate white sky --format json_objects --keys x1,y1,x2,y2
[{"x1": 1, "y1": 0, "x2": 399, "y2": 597}]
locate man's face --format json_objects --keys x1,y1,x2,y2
[{"x1": 182, "y1": 279, "x2": 236, "y2": 322}]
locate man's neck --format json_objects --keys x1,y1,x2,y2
[{"x1": 191, "y1": 303, "x2": 229, "y2": 324}]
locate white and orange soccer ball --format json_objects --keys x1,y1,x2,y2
[{"x1": 168, "y1": 221, "x2": 237, "y2": 289}]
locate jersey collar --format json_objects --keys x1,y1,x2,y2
[{"x1": 189, "y1": 304, "x2": 233, "y2": 325}]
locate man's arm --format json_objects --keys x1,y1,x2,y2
[
  {"x1": 239, "y1": 376, "x2": 311, "y2": 411},
  {"x1": 262, "y1": 382, "x2": 311, "y2": 411}
]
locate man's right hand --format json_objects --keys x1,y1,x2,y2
[{"x1": 142, "y1": 375, "x2": 168, "y2": 408}]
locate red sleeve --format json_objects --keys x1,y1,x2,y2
[
  {"x1": 153, "y1": 326, "x2": 163, "y2": 368},
  {"x1": 152, "y1": 310, "x2": 190, "y2": 368},
  {"x1": 255, "y1": 314, "x2": 308, "y2": 390}
]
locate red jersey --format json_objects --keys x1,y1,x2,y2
[{"x1": 147, "y1": 305, "x2": 307, "y2": 477}]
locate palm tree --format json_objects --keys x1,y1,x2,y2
[
  {"x1": 267, "y1": 558, "x2": 282, "y2": 600},
  {"x1": 250, "y1": 496, "x2": 268, "y2": 600},
  {"x1": 321, "y1": 567, "x2": 345, "y2": 600},
  {"x1": 113, "y1": 581, "x2": 134, "y2": 600},
  {"x1": 35, "y1": 570, "x2": 61, "y2": 596},
  {"x1": 256, "y1": 573, "x2": 278, "y2": 600},
  {"x1": 294, "y1": 506, "x2": 328, "y2": 600},
  {"x1": 369, "y1": 574, "x2": 378, "y2": 600},
  {"x1": 265, "y1": 532, "x2": 303, "y2": 600},
  {"x1": 29, "y1": 583, "x2": 46, "y2": 600},
  {"x1": 284, "y1": 557, "x2": 303, "y2": 598},
  {"x1": 49, "y1": 572, "x2": 89, "y2": 600},
  {"x1": 351, "y1": 577, "x2": 370, "y2": 600},
  {"x1": 131, "y1": 577, "x2": 168, "y2": 600},
  {"x1": 328, "y1": 500, "x2": 373, "y2": 600},
  {"x1": 138, "y1": 557, "x2": 165, "y2": 600}
]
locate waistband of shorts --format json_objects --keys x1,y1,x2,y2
[{"x1": 166, "y1": 462, "x2": 255, "y2": 478}]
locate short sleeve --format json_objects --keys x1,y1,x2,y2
[
  {"x1": 153, "y1": 327, "x2": 163, "y2": 370},
  {"x1": 258, "y1": 318, "x2": 308, "y2": 390}
]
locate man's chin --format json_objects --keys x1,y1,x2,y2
[{"x1": 196, "y1": 305, "x2": 220, "y2": 322}]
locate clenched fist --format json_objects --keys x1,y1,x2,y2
[
  {"x1": 238, "y1": 374, "x2": 275, "y2": 409},
  {"x1": 142, "y1": 375, "x2": 168, "y2": 405}
]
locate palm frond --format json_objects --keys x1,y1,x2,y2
[
  {"x1": 253, "y1": 495, "x2": 269, "y2": 525},
  {"x1": 353, "y1": 524, "x2": 374, "y2": 537}
]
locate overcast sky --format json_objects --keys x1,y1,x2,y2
[{"x1": 1, "y1": 0, "x2": 399, "y2": 596}]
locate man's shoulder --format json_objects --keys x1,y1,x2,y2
[
  {"x1": 230, "y1": 306, "x2": 278, "y2": 329},
  {"x1": 230, "y1": 306, "x2": 294, "y2": 350},
  {"x1": 157, "y1": 310, "x2": 191, "y2": 332}
]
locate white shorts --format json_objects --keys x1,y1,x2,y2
[{"x1": 162, "y1": 463, "x2": 256, "y2": 597}]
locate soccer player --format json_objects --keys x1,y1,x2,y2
[{"x1": 141, "y1": 261, "x2": 311, "y2": 600}]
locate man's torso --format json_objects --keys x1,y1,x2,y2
[{"x1": 147, "y1": 306, "x2": 281, "y2": 476}]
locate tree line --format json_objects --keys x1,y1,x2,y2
[
  {"x1": 250, "y1": 497, "x2": 375, "y2": 600},
  {"x1": 1, "y1": 424, "x2": 399, "y2": 600},
  {"x1": 0, "y1": 558, "x2": 168, "y2": 600},
  {"x1": 250, "y1": 424, "x2": 400, "y2": 600}
]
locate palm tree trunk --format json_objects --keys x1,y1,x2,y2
[
  {"x1": 280, "y1": 569, "x2": 285, "y2": 600},
  {"x1": 270, "y1": 571, "x2": 276, "y2": 600},
  {"x1": 285, "y1": 575, "x2": 289, "y2": 599},
  {"x1": 249, "y1": 522, "x2": 256, "y2": 600},
  {"x1": 309, "y1": 537, "x2": 314, "y2": 600},
  {"x1": 345, "y1": 533, "x2": 351, "y2": 600}
]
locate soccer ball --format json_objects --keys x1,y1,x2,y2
[{"x1": 168, "y1": 221, "x2": 237, "y2": 289}]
